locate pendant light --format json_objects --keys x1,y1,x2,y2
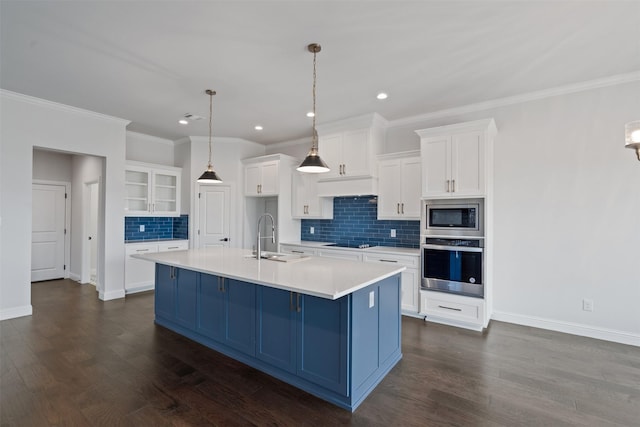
[
  {"x1": 625, "y1": 120, "x2": 640, "y2": 161},
  {"x1": 297, "y1": 43, "x2": 330, "y2": 173},
  {"x1": 197, "y1": 89, "x2": 223, "y2": 183}
]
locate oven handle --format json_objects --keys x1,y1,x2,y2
[{"x1": 422, "y1": 244, "x2": 483, "y2": 253}]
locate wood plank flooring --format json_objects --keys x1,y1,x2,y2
[{"x1": 1, "y1": 279, "x2": 639, "y2": 426}]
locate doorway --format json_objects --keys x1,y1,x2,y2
[
  {"x1": 196, "y1": 184, "x2": 232, "y2": 248},
  {"x1": 83, "y1": 181, "x2": 100, "y2": 285},
  {"x1": 31, "y1": 181, "x2": 70, "y2": 282}
]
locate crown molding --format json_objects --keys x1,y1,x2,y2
[
  {"x1": 0, "y1": 89, "x2": 131, "y2": 126},
  {"x1": 389, "y1": 71, "x2": 640, "y2": 128}
]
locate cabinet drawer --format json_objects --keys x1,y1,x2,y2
[
  {"x1": 363, "y1": 253, "x2": 418, "y2": 268},
  {"x1": 280, "y1": 245, "x2": 317, "y2": 256},
  {"x1": 422, "y1": 293, "x2": 483, "y2": 323},
  {"x1": 125, "y1": 243, "x2": 158, "y2": 256},
  {"x1": 317, "y1": 248, "x2": 363, "y2": 262},
  {"x1": 158, "y1": 241, "x2": 188, "y2": 252}
]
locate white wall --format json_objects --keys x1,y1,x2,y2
[
  {"x1": 265, "y1": 137, "x2": 310, "y2": 162},
  {"x1": 174, "y1": 140, "x2": 191, "y2": 216},
  {"x1": 0, "y1": 90, "x2": 129, "y2": 320},
  {"x1": 126, "y1": 131, "x2": 175, "y2": 166},
  {"x1": 32, "y1": 149, "x2": 73, "y2": 182},
  {"x1": 386, "y1": 81, "x2": 640, "y2": 343},
  {"x1": 188, "y1": 136, "x2": 265, "y2": 248}
]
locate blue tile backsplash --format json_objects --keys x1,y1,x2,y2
[
  {"x1": 301, "y1": 196, "x2": 420, "y2": 248},
  {"x1": 125, "y1": 215, "x2": 189, "y2": 241}
]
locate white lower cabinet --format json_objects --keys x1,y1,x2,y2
[
  {"x1": 317, "y1": 247, "x2": 363, "y2": 262},
  {"x1": 419, "y1": 290, "x2": 485, "y2": 331},
  {"x1": 279, "y1": 244, "x2": 318, "y2": 256},
  {"x1": 125, "y1": 240, "x2": 188, "y2": 294},
  {"x1": 363, "y1": 253, "x2": 420, "y2": 315}
]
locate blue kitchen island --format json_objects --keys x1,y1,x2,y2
[{"x1": 135, "y1": 247, "x2": 405, "y2": 412}]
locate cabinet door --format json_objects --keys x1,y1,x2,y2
[
  {"x1": 297, "y1": 294, "x2": 349, "y2": 396},
  {"x1": 125, "y1": 244, "x2": 158, "y2": 291},
  {"x1": 342, "y1": 128, "x2": 370, "y2": 178},
  {"x1": 400, "y1": 268, "x2": 419, "y2": 313},
  {"x1": 377, "y1": 160, "x2": 402, "y2": 219},
  {"x1": 224, "y1": 279, "x2": 256, "y2": 356},
  {"x1": 197, "y1": 273, "x2": 225, "y2": 342},
  {"x1": 292, "y1": 173, "x2": 322, "y2": 218},
  {"x1": 125, "y1": 167, "x2": 151, "y2": 215},
  {"x1": 318, "y1": 134, "x2": 342, "y2": 179},
  {"x1": 400, "y1": 158, "x2": 422, "y2": 219},
  {"x1": 155, "y1": 264, "x2": 175, "y2": 320},
  {"x1": 256, "y1": 287, "x2": 297, "y2": 373},
  {"x1": 152, "y1": 170, "x2": 180, "y2": 215},
  {"x1": 451, "y1": 131, "x2": 484, "y2": 197},
  {"x1": 421, "y1": 136, "x2": 451, "y2": 198},
  {"x1": 175, "y1": 268, "x2": 198, "y2": 329},
  {"x1": 244, "y1": 164, "x2": 261, "y2": 196},
  {"x1": 259, "y1": 161, "x2": 279, "y2": 195}
]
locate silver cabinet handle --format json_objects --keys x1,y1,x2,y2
[
  {"x1": 290, "y1": 292, "x2": 295, "y2": 312},
  {"x1": 379, "y1": 259, "x2": 398, "y2": 263},
  {"x1": 296, "y1": 293, "x2": 302, "y2": 312},
  {"x1": 438, "y1": 305, "x2": 462, "y2": 312},
  {"x1": 167, "y1": 246, "x2": 179, "y2": 249},
  {"x1": 401, "y1": 203, "x2": 404, "y2": 214},
  {"x1": 452, "y1": 180, "x2": 455, "y2": 192},
  {"x1": 135, "y1": 249, "x2": 149, "y2": 252},
  {"x1": 152, "y1": 203, "x2": 155, "y2": 212},
  {"x1": 291, "y1": 250, "x2": 304, "y2": 254},
  {"x1": 343, "y1": 164, "x2": 346, "y2": 175},
  {"x1": 446, "y1": 180, "x2": 451, "y2": 192},
  {"x1": 397, "y1": 203, "x2": 400, "y2": 214}
]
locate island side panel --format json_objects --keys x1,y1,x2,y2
[{"x1": 350, "y1": 273, "x2": 402, "y2": 409}]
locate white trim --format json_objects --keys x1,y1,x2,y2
[
  {"x1": 99, "y1": 289, "x2": 126, "y2": 301},
  {"x1": 32, "y1": 179, "x2": 71, "y2": 280},
  {"x1": 0, "y1": 89, "x2": 131, "y2": 125},
  {"x1": 69, "y1": 272, "x2": 82, "y2": 282},
  {"x1": 0, "y1": 305, "x2": 33, "y2": 321},
  {"x1": 82, "y1": 179, "x2": 101, "y2": 285},
  {"x1": 389, "y1": 71, "x2": 640, "y2": 128},
  {"x1": 492, "y1": 310, "x2": 640, "y2": 347},
  {"x1": 377, "y1": 150, "x2": 421, "y2": 161}
]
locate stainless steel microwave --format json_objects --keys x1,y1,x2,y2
[{"x1": 422, "y1": 199, "x2": 483, "y2": 237}]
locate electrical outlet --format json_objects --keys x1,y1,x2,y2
[
  {"x1": 583, "y1": 298, "x2": 594, "y2": 312},
  {"x1": 310, "y1": 227, "x2": 314, "y2": 234},
  {"x1": 390, "y1": 229, "x2": 396, "y2": 238},
  {"x1": 369, "y1": 291, "x2": 375, "y2": 308},
  {"x1": 139, "y1": 225, "x2": 145, "y2": 232}
]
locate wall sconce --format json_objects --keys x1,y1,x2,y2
[{"x1": 625, "y1": 120, "x2": 640, "y2": 161}]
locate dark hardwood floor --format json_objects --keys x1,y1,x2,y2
[{"x1": 1, "y1": 279, "x2": 639, "y2": 426}]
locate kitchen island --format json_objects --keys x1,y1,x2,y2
[{"x1": 135, "y1": 247, "x2": 405, "y2": 411}]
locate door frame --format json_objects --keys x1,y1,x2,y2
[
  {"x1": 32, "y1": 179, "x2": 71, "y2": 280},
  {"x1": 81, "y1": 178, "x2": 101, "y2": 286},
  {"x1": 194, "y1": 183, "x2": 234, "y2": 248}
]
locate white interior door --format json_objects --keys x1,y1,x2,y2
[
  {"x1": 197, "y1": 185, "x2": 231, "y2": 248},
  {"x1": 32, "y1": 183, "x2": 66, "y2": 281}
]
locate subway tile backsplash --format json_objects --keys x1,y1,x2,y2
[
  {"x1": 125, "y1": 215, "x2": 188, "y2": 241},
  {"x1": 301, "y1": 196, "x2": 420, "y2": 248}
]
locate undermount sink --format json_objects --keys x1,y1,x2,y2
[{"x1": 247, "y1": 252, "x2": 310, "y2": 263}]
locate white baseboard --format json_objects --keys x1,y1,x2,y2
[
  {"x1": 99, "y1": 289, "x2": 126, "y2": 301},
  {"x1": 125, "y1": 285, "x2": 154, "y2": 295},
  {"x1": 492, "y1": 311, "x2": 640, "y2": 347},
  {"x1": 69, "y1": 272, "x2": 82, "y2": 282},
  {"x1": 0, "y1": 305, "x2": 33, "y2": 321}
]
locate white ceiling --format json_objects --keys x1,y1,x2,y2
[{"x1": 1, "y1": 1, "x2": 639, "y2": 145}]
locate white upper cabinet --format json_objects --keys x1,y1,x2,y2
[
  {"x1": 316, "y1": 113, "x2": 387, "y2": 197},
  {"x1": 244, "y1": 159, "x2": 279, "y2": 196},
  {"x1": 291, "y1": 172, "x2": 333, "y2": 219},
  {"x1": 377, "y1": 152, "x2": 421, "y2": 220},
  {"x1": 125, "y1": 161, "x2": 181, "y2": 216},
  {"x1": 416, "y1": 119, "x2": 496, "y2": 199}
]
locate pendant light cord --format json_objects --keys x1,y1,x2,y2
[
  {"x1": 208, "y1": 91, "x2": 213, "y2": 168},
  {"x1": 311, "y1": 48, "x2": 318, "y2": 151}
]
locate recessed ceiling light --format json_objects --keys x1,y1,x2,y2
[
  {"x1": 178, "y1": 119, "x2": 189, "y2": 125},
  {"x1": 306, "y1": 111, "x2": 315, "y2": 118},
  {"x1": 376, "y1": 92, "x2": 388, "y2": 100},
  {"x1": 254, "y1": 125, "x2": 263, "y2": 131}
]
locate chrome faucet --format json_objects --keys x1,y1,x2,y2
[{"x1": 256, "y1": 213, "x2": 276, "y2": 259}]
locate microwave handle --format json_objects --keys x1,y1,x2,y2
[{"x1": 422, "y1": 244, "x2": 483, "y2": 253}]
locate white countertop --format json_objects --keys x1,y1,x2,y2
[{"x1": 134, "y1": 247, "x2": 405, "y2": 300}]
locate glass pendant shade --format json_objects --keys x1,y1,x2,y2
[{"x1": 625, "y1": 120, "x2": 640, "y2": 161}]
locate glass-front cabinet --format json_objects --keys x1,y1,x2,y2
[{"x1": 125, "y1": 161, "x2": 181, "y2": 216}]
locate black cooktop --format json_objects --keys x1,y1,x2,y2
[{"x1": 327, "y1": 243, "x2": 372, "y2": 249}]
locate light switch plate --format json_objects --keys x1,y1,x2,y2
[
  {"x1": 390, "y1": 229, "x2": 396, "y2": 237},
  {"x1": 139, "y1": 225, "x2": 145, "y2": 232},
  {"x1": 310, "y1": 227, "x2": 314, "y2": 234}
]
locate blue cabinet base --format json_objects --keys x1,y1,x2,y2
[{"x1": 154, "y1": 266, "x2": 402, "y2": 412}]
